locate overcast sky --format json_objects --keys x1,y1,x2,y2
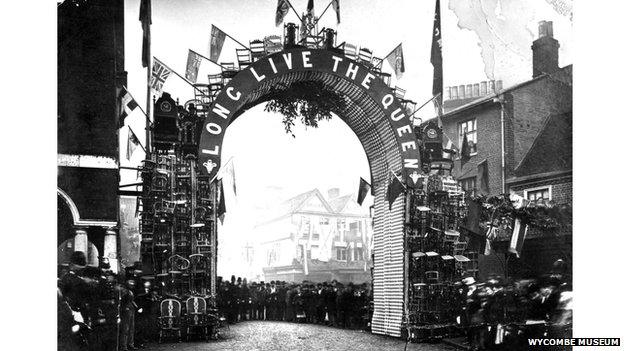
[{"x1": 118, "y1": 0, "x2": 572, "y2": 277}]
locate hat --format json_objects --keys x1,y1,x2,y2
[
  {"x1": 99, "y1": 257, "x2": 111, "y2": 269},
  {"x1": 70, "y1": 251, "x2": 87, "y2": 267}
]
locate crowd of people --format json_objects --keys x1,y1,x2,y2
[
  {"x1": 456, "y1": 260, "x2": 572, "y2": 350},
  {"x1": 57, "y1": 251, "x2": 373, "y2": 351},
  {"x1": 216, "y1": 276, "x2": 372, "y2": 330}
]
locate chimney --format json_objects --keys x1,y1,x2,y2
[
  {"x1": 458, "y1": 85, "x2": 465, "y2": 99},
  {"x1": 472, "y1": 83, "x2": 480, "y2": 96},
  {"x1": 531, "y1": 21, "x2": 559, "y2": 78},
  {"x1": 451, "y1": 86, "x2": 458, "y2": 100},
  {"x1": 465, "y1": 84, "x2": 473, "y2": 98},
  {"x1": 327, "y1": 188, "x2": 340, "y2": 199},
  {"x1": 480, "y1": 81, "x2": 488, "y2": 95}
]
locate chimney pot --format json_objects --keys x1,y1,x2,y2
[
  {"x1": 538, "y1": 20, "x2": 554, "y2": 38},
  {"x1": 473, "y1": 83, "x2": 480, "y2": 96},
  {"x1": 496, "y1": 80, "x2": 503, "y2": 91},
  {"x1": 465, "y1": 84, "x2": 473, "y2": 98},
  {"x1": 445, "y1": 87, "x2": 451, "y2": 101},
  {"x1": 458, "y1": 85, "x2": 465, "y2": 99},
  {"x1": 480, "y1": 81, "x2": 488, "y2": 94},
  {"x1": 451, "y1": 86, "x2": 458, "y2": 100}
]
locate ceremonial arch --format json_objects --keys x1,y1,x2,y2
[{"x1": 198, "y1": 48, "x2": 420, "y2": 337}]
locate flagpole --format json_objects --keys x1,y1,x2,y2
[
  {"x1": 316, "y1": 1, "x2": 333, "y2": 22},
  {"x1": 190, "y1": 49, "x2": 230, "y2": 70},
  {"x1": 145, "y1": 59, "x2": 152, "y2": 158},
  {"x1": 284, "y1": 0, "x2": 304, "y2": 22},
  {"x1": 407, "y1": 92, "x2": 441, "y2": 119},
  {"x1": 154, "y1": 57, "x2": 212, "y2": 99},
  {"x1": 213, "y1": 25, "x2": 251, "y2": 51}
]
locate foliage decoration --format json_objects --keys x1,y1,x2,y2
[{"x1": 263, "y1": 81, "x2": 347, "y2": 136}]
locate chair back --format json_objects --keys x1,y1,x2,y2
[
  {"x1": 186, "y1": 296, "x2": 207, "y2": 314},
  {"x1": 249, "y1": 39, "x2": 266, "y2": 61},
  {"x1": 264, "y1": 35, "x2": 283, "y2": 54},
  {"x1": 358, "y1": 48, "x2": 373, "y2": 64},
  {"x1": 343, "y1": 43, "x2": 358, "y2": 60}
]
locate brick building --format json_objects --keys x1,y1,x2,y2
[
  {"x1": 440, "y1": 21, "x2": 572, "y2": 278},
  {"x1": 57, "y1": 0, "x2": 125, "y2": 271}
]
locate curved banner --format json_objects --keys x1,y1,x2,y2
[{"x1": 198, "y1": 48, "x2": 421, "y2": 178}]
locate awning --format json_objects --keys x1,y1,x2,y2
[
  {"x1": 454, "y1": 255, "x2": 471, "y2": 262},
  {"x1": 411, "y1": 252, "x2": 426, "y2": 258},
  {"x1": 441, "y1": 255, "x2": 455, "y2": 260},
  {"x1": 425, "y1": 251, "x2": 439, "y2": 257}
]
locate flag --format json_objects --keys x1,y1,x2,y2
[
  {"x1": 484, "y1": 224, "x2": 498, "y2": 255},
  {"x1": 387, "y1": 44, "x2": 405, "y2": 79},
  {"x1": 477, "y1": 159, "x2": 489, "y2": 193},
  {"x1": 185, "y1": 50, "x2": 202, "y2": 83},
  {"x1": 217, "y1": 181, "x2": 226, "y2": 224},
  {"x1": 441, "y1": 132, "x2": 458, "y2": 159},
  {"x1": 119, "y1": 87, "x2": 138, "y2": 127},
  {"x1": 509, "y1": 218, "x2": 528, "y2": 258},
  {"x1": 218, "y1": 158, "x2": 238, "y2": 196},
  {"x1": 460, "y1": 133, "x2": 471, "y2": 161},
  {"x1": 386, "y1": 171, "x2": 405, "y2": 210},
  {"x1": 275, "y1": 0, "x2": 290, "y2": 27},
  {"x1": 431, "y1": 0, "x2": 443, "y2": 112},
  {"x1": 307, "y1": 0, "x2": 315, "y2": 16},
  {"x1": 209, "y1": 25, "x2": 227, "y2": 62},
  {"x1": 127, "y1": 128, "x2": 140, "y2": 161},
  {"x1": 357, "y1": 177, "x2": 371, "y2": 206},
  {"x1": 139, "y1": 0, "x2": 151, "y2": 68},
  {"x1": 150, "y1": 58, "x2": 171, "y2": 94},
  {"x1": 332, "y1": 0, "x2": 341, "y2": 24},
  {"x1": 463, "y1": 198, "x2": 482, "y2": 235}
]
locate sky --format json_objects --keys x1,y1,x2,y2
[{"x1": 119, "y1": 0, "x2": 573, "y2": 278}]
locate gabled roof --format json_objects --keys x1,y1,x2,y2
[
  {"x1": 255, "y1": 188, "x2": 336, "y2": 227},
  {"x1": 514, "y1": 111, "x2": 572, "y2": 177},
  {"x1": 328, "y1": 194, "x2": 353, "y2": 213}
]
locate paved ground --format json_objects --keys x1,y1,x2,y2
[{"x1": 143, "y1": 321, "x2": 454, "y2": 351}]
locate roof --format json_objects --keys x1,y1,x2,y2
[
  {"x1": 441, "y1": 64, "x2": 573, "y2": 119},
  {"x1": 514, "y1": 111, "x2": 572, "y2": 177},
  {"x1": 327, "y1": 194, "x2": 353, "y2": 213},
  {"x1": 281, "y1": 188, "x2": 335, "y2": 215}
]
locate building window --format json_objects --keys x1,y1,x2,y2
[
  {"x1": 354, "y1": 248, "x2": 364, "y2": 261},
  {"x1": 525, "y1": 186, "x2": 551, "y2": 201},
  {"x1": 459, "y1": 177, "x2": 476, "y2": 196},
  {"x1": 459, "y1": 119, "x2": 477, "y2": 155},
  {"x1": 320, "y1": 217, "x2": 329, "y2": 225},
  {"x1": 336, "y1": 248, "x2": 348, "y2": 261},
  {"x1": 312, "y1": 233, "x2": 320, "y2": 241}
]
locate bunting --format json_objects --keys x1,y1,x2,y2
[
  {"x1": 127, "y1": 127, "x2": 140, "y2": 161},
  {"x1": 217, "y1": 181, "x2": 226, "y2": 225}
]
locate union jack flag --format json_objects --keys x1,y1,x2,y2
[{"x1": 150, "y1": 58, "x2": 171, "y2": 93}]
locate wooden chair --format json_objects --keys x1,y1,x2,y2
[
  {"x1": 185, "y1": 296, "x2": 208, "y2": 340},
  {"x1": 158, "y1": 299, "x2": 182, "y2": 343},
  {"x1": 249, "y1": 39, "x2": 266, "y2": 61},
  {"x1": 236, "y1": 49, "x2": 252, "y2": 70},
  {"x1": 264, "y1": 35, "x2": 283, "y2": 54},
  {"x1": 343, "y1": 43, "x2": 358, "y2": 60},
  {"x1": 358, "y1": 48, "x2": 373, "y2": 65}
]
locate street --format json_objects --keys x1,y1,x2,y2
[{"x1": 142, "y1": 321, "x2": 454, "y2": 351}]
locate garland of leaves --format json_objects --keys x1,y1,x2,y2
[
  {"x1": 470, "y1": 194, "x2": 572, "y2": 232},
  {"x1": 264, "y1": 81, "x2": 347, "y2": 136}
]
